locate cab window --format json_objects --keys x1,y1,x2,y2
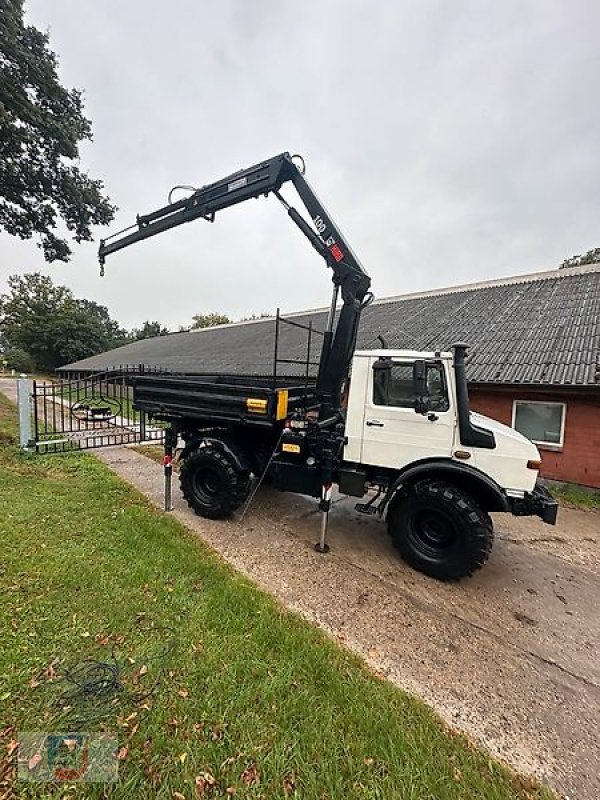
[{"x1": 373, "y1": 361, "x2": 449, "y2": 411}]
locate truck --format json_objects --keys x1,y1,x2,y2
[{"x1": 99, "y1": 152, "x2": 558, "y2": 581}]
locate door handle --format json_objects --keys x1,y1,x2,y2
[{"x1": 366, "y1": 420, "x2": 384, "y2": 427}]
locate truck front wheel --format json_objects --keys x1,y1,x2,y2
[
  {"x1": 180, "y1": 445, "x2": 250, "y2": 519},
  {"x1": 387, "y1": 481, "x2": 493, "y2": 581}
]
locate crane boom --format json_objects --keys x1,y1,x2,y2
[{"x1": 98, "y1": 152, "x2": 372, "y2": 416}]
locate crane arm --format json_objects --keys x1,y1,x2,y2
[{"x1": 98, "y1": 152, "x2": 372, "y2": 414}]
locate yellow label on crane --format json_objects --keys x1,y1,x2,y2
[
  {"x1": 282, "y1": 442, "x2": 301, "y2": 454},
  {"x1": 246, "y1": 397, "x2": 267, "y2": 414}
]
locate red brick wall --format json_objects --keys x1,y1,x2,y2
[{"x1": 469, "y1": 387, "x2": 600, "y2": 489}]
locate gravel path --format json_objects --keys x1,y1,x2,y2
[{"x1": 1, "y1": 378, "x2": 598, "y2": 798}]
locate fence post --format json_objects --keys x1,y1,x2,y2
[
  {"x1": 17, "y1": 375, "x2": 33, "y2": 450},
  {"x1": 138, "y1": 364, "x2": 146, "y2": 441}
]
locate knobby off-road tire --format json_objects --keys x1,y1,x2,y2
[
  {"x1": 387, "y1": 481, "x2": 493, "y2": 581},
  {"x1": 179, "y1": 445, "x2": 250, "y2": 519}
]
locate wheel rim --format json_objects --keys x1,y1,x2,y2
[
  {"x1": 192, "y1": 464, "x2": 224, "y2": 504},
  {"x1": 406, "y1": 508, "x2": 457, "y2": 560}
]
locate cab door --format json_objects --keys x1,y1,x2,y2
[{"x1": 360, "y1": 357, "x2": 456, "y2": 469}]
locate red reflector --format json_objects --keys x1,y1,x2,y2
[
  {"x1": 329, "y1": 244, "x2": 344, "y2": 262},
  {"x1": 163, "y1": 455, "x2": 173, "y2": 466}
]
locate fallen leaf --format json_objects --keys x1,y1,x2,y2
[
  {"x1": 283, "y1": 773, "x2": 296, "y2": 794},
  {"x1": 28, "y1": 752, "x2": 42, "y2": 771},
  {"x1": 225, "y1": 789, "x2": 236, "y2": 797},
  {"x1": 6, "y1": 740, "x2": 18, "y2": 757},
  {"x1": 210, "y1": 723, "x2": 226, "y2": 742},
  {"x1": 173, "y1": 793, "x2": 186, "y2": 800},
  {"x1": 195, "y1": 771, "x2": 216, "y2": 796},
  {"x1": 29, "y1": 677, "x2": 40, "y2": 689},
  {"x1": 95, "y1": 633, "x2": 110, "y2": 645},
  {"x1": 44, "y1": 658, "x2": 58, "y2": 680},
  {"x1": 80, "y1": 631, "x2": 90, "y2": 638},
  {"x1": 178, "y1": 752, "x2": 188, "y2": 765},
  {"x1": 127, "y1": 723, "x2": 139, "y2": 740},
  {"x1": 241, "y1": 761, "x2": 259, "y2": 787},
  {"x1": 177, "y1": 688, "x2": 189, "y2": 699},
  {"x1": 363, "y1": 757, "x2": 374, "y2": 767},
  {"x1": 117, "y1": 746, "x2": 128, "y2": 761},
  {"x1": 139, "y1": 664, "x2": 148, "y2": 676}
]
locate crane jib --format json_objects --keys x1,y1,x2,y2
[{"x1": 97, "y1": 152, "x2": 372, "y2": 415}]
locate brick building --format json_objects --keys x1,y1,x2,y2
[{"x1": 61, "y1": 264, "x2": 600, "y2": 488}]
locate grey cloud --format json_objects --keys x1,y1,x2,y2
[{"x1": 1, "y1": 0, "x2": 598, "y2": 329}]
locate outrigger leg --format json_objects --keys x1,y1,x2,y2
[
  {"x1": 163, "y1": 424, "x2": 177, "y2": 511},
  {"x1": 315, "y1": 482, "x2": 332, "y2": 553}
]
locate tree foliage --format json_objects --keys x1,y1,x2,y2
[
  {"x1": 0, "y1": 0, "x2": 115, "y2": 261},
  {"x1": 1, "y1": 346, "x2": 35, "y2": 373},
  {"x1": 190, "y1": 312, "x2": 231, "y2": 329},
  {"x1": 560, "y1": 247, "x2": 600, "y2": 269},
  {"x1": 0, "y1": 273, "x2": 127, "y2": 371},
  {"x1": 131, "y1": 320, "x2": 170, "y2": 340}
]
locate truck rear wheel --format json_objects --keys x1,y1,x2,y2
[
  {"x1": 387, "y1": 481, "x2": 493, "y2": 581},
  {"x1": 180, "y1": 445, "x2": 250, "y2": 519}
]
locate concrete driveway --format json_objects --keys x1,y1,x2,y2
[{"x1": 94, "y1": 446, "x2": 599, "y2": 800}]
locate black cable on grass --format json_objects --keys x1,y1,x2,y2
[{"x1": 56, "y1": 635, "x2": 176, "y2": 727}]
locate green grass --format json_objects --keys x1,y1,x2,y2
[
  {"x1": 549, "y1": 482, "x2": 600, "y2": 512},
  {"x1": 0, "y1": 392, "x2": 553, "y2": 799}
]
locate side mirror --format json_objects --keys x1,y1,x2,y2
[{"x1": 413, "y1": 359, "x2": 430, "y2": 415}]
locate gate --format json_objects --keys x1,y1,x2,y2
[{"x1": 29, "y1": 366, "x2": 166, "y2": 453}]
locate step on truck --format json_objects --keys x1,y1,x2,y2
[{"x1": 99, "y1": 152, "x2": 558, "y2": 581}]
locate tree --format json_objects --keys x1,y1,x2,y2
[
  {"x1": 190, "y1": 312, "x2": 231, "y2": 330},
  {"x1": 0, "y1": 273, "x2": 127, "y2": 371},
  {"x1": 1, "y1": 347, "x2": 34, "y2": 373},
  {"x1": 0, "y1": 0, "x2": 115, "y2": 261},
  {"x1": 131, "y1": 320, "x2": 170, "y2": 340},
  {"x1": 560, "y1": 247, "x2": 600, "y2": 269}
]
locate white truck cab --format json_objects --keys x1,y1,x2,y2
[{"x1": 345, "y1": 348, "x2": 540, "y2": 498}]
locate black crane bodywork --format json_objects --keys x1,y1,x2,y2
[{"x1": 99, "y1": 152, "x2": 372, "y2": 419}]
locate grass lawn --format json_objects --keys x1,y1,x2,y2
[
  {"x1": 0, "y1": 392, "x2": 553, "y2": 799},
  {"x1": 549, "y1": 482, "x2": 600, "y2": 513}
]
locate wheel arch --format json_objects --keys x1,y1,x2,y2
[
  {"x1": 180, "y1": 431, "x2": 251, "y2": 473},
  {"x1": 381, "y1": 458, "x2": 509, "y2": 515}
]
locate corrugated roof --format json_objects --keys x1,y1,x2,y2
[{"x1": 60, "y1": 264, "x2": 600, "y2": 387}]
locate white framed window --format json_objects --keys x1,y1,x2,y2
[{"x1": 511, "y1": 400, "x2": 566, "y2": 448}]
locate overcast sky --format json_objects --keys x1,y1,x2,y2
[{"x1": 1, "y1": 0, "x2": 599, "y2": 330}]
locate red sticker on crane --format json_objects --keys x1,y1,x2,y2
[{"x1": 329, "y1": 244, "x2": 344, "y2": 262}]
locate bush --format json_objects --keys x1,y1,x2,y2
[{"x1": 1, "y1": 348, "x2": 35, "y2": 373}]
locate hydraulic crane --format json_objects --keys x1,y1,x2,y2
[{"x1": 99, "y1": 152, "x2": 373, "y2": 421}]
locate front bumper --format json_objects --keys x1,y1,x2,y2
[{"x1": 510, "y1": 481, "x2": 558, "y2": 525}]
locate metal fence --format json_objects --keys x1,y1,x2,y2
[{"x1": 26, "y1": 365, "x2": 168, "y2": 454}]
